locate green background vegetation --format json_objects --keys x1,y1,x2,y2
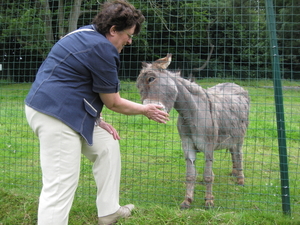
[
  {"x1": 0, "y1": 79, "x2": 300, "y2": 224},
  {"x1": 0, "y1": 0, "x2": 299, "y2": 82}
]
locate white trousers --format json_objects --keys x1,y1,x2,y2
[{"x1": 25, "y1": 105, "x2": 121, "y2": 225}]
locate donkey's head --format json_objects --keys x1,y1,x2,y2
[{"x1": 136, "y1": 54, "x2": 179, "y2": 113}]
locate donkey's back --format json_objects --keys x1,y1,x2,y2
[
  {"x1": 207, "y1": 82, "x2": 248, "y2": 97},
  {"x1": 205, "y1": 82, "x2": 250, "y2": 150}
]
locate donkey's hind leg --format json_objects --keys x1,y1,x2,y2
[
  {"x1": 229, "y1": 144, "x2": 244, "y2": 185},
  {"x1": 202, "y1": 143, "x2": 215, "y2": 208}
]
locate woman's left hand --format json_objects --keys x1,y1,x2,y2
[{"x1": 98, "y1": 120, "x2": 121, "y2": 140}]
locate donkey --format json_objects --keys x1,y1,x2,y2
[{"x1": 136, "y1": 54, "x2": 250, "y2": 209}]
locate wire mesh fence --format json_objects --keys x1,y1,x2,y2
[{"x1": 0, "y1": 0, "x2": 299, "y2": 220}]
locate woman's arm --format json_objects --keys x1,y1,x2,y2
[{"x1": 99, "y1": 92, "x2": 169, "y2": 123}]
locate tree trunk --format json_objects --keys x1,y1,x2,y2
[
  {"x1": 68, "y1": 0, "x2": 83, "y2": 33},
  {"x1": 39, "y1": 0, "x2": 54, "y2": 44},
  {"x1": 58, "y1": 0, "x2": 66, "y2": 38}
]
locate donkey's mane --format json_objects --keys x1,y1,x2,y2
[{"x1": 174, "y1": 73, "x2": 206, "y2": 96}]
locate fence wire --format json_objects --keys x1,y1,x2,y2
[{"x1": 0, "y1": 0, "x2": 299, "y2": 218}]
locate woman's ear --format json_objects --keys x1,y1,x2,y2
[{"x1": 109, "y1": 25, "x2": 117, "y2": 37}]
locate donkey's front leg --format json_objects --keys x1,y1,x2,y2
[
  {"x1": 204, "y1": 159, "x2": 215, "y2": 208},
  {"x1": 180, "y1": 157, "x2": 197, "y2": 210}
]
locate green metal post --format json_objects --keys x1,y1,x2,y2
[{"x1": 265, "y1": 0, "x2": 291, "y2": 216}]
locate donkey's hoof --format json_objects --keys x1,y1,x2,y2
[
  {"x1": 204, "y1": 200, "x2": 214, "y2": 210},
  {"x1": 180, "y1": 202, "x2": 191, "y2": 210},
  {"x1": 237, "y1": 178, "x2": 245, "y2": 186},
  {"x1": 204, "y1": 195, "x2": 214, "y2": 210}
]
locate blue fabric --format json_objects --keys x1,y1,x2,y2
[{"x1": 25, "y1": 25, "x2": 120, "y2": 145}]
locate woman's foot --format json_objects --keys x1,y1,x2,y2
[{"x1": 98, "y1": 204, "x2": 135, "y2": 225}]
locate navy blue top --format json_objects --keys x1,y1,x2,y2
[{"x1": 25, "y1": 25, "x2": 120, "y2": 145}]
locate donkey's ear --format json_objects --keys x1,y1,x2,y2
[
  {"x1": 141, "y1": 62, "x2": 148, "y2": 68},
  {"x1": 153, "y1": 53, "x2": 172, "y2": 70}
]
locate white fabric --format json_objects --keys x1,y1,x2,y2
[
  {"x1": 61, "y1": 28, "x2": 95, "y2": 39},
  {"x1": 25, "y1": 105, "x2": 121, "y2": 224}
]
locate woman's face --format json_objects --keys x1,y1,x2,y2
[{"x1": 106, "y1": 25, "x2": 135, "y2": 53}]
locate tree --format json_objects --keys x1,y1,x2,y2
[
  {"x1": 274, "y1": 0, "x2": 300, "y2": 78},
  {"x1": 132, "y1": 0, "x2": 212, "y2": 75},
  {"x1": 0, "y1": 0, "x2": 100, "y2": 81},
  {"x1": 0, "y1": 0, "x2": 298, "y2": 81}
]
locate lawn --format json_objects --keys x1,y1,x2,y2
[{"x1": 0, "y1": 78, "x2": 300, "y2": 224}]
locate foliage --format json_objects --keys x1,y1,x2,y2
[
  {"x1": 0, "y1": 0, "x2": 299, "y2": 81},
  {"x1": 275, "y1": 0, "x2": 300, "y2": 73},
  {"x1": 207, "y1": 0, "x2": 270, "y2": 79}
]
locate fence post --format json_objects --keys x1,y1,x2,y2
[{"x1": 265, "y1": 0, "x2": 291, "y2": 216}]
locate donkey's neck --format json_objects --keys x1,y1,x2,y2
[{"x1": 173, "y1": 77, "x2": 208, "y2": 118}]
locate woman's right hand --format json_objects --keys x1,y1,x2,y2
[{"x1": 143, "y1": 104, "x2": 169, "y2": 124}]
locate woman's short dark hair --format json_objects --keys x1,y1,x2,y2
[{"x1": 92, "y1": 0, "x2": 145, "y2": 36}]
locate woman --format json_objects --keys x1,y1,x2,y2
[{"x1": 25, "y1": 0, "x2": 169, "y2": 224}]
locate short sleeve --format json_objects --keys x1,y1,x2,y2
[{"x1": 83, "y1": 41, "x2": 120, "y2": 93}]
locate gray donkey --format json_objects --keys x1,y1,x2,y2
[{"x1": 136, "y1": 54, "x2": 250, "y2": 209}]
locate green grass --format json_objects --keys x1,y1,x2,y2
[
  {"x1": 0, "y1": 79, "x2": 300, "y2": 224},
  {"x1": 1, "y1": 188, "x2": 299, "y2": 225}
]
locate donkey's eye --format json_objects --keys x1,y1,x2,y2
[{"x1": 148, "y1": 77, "x2": 155, "y2": 83}]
